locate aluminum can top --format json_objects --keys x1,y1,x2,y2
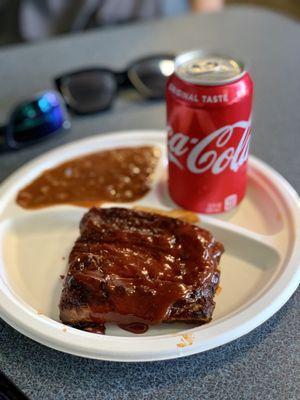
[{"x1": 175, "y1": 50, "x2": 245, "y2": 86}]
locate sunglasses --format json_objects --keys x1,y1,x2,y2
[
  {"x1": 0, "y1": 370, "x2": 29, "y2": 400},
  {"x1": 0, "y1": 91, "x2": 71, "y2": 150},
  {"x1": 54, "y1": 54, "x2": 175, "y2": 115}
]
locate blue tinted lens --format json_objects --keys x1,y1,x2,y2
[{"x1": 10, "y1": 91, "x2": 69, "y2": 144}]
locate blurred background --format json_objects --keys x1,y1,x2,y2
[{"x1": 0, "y1": 0, "x2": 299, "y2": 47}]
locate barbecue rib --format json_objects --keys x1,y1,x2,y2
[{"x1": 59, "y1": 207, "x2": 224, "y2": 333}]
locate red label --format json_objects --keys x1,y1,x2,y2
[{"x1": 166, "y1": 72, "x2": 254, "y2": 214}]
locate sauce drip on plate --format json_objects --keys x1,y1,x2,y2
[
  {"x1": 118, "y1": 323, "x2": 149, "y2": 334},
  {"x1": 16, "y1": 146, "x2": 160, "y2": 209}
]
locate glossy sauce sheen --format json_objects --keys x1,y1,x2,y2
[
  {"x1": 59, "y1": 208, "x2": 224, "y2": 334},
  {"x1": 16, "y1": 146, "x2": 160, "y2": 209}
]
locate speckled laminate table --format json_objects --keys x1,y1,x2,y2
[{"x1": 0, "y1": 5, "x2": 299, "y2": 400}]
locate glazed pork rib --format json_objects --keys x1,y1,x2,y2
[{"x1": 59, "y1": 207, "x2": 224, "y2": 333}]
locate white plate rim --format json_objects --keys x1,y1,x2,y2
[{"x1": 0, "y1": 130, "x2": 299, "y2": 362}]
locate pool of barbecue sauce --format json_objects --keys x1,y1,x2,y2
[{"x1": 16, "y1": 146, "x2": 160, "y2": 209}]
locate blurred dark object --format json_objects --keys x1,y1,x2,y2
[
  {"x1": 0, "y1": 0, "x2": 163, "y2": 44},
  {"x1": 1, "y1": 0, "x2": 299, "y2": 48},
  {"x1": 0, "y1": 370, "x2": 29, "y2": 400},
  {"x1": 0, "y1": 0, "x2": 225, "y2": 47},
  {"x1": 0, "y1": 91, "x2": 70, "y2": 150},
  {"x1": 55, "y1": 54, "x2": 175, "y2": 114},
  {"x1": 0, "y1": 0, "x2": 22, "y2": 46},
  {"x1": 228, "y1": 0, "x2": 300, "y2": 20}
]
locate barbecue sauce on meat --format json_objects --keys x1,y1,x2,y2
[
  {"x1": 59, "y1": 208, "x2": 224, "y2": 334},
  {"x1": 16, "y1": 146, "x2": 160, "y2": 209}
]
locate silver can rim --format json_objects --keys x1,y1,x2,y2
[{"x1": 174, "y1": 49, "x2": 247, "y2": 86}]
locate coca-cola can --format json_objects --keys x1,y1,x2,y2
[{"x1": 166, "y1": 50, "x2": 254, "y2": 214}]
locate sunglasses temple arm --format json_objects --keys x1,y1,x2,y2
[{"x1": 0, "y1": 125, "x2": 7, "y2": 149}]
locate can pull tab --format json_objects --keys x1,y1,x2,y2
[{"x1": 190, "y1": 61, "x2": 228, "y2": 75}]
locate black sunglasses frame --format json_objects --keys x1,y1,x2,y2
[{"x1": 54, "y1": 53, "x2": 175, "y2": 115}]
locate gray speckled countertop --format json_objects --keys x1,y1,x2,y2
[{"x1": 0, "y1": 5, "x2": 299, "y2": 400}]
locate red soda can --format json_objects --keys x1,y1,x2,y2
[{"x1": 166, "y1": 50, "x2": 254, "y2": 214}]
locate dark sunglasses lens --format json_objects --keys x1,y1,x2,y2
[
  {"x1": 129, "y1": 57, "x2": 174, "y2": 98},
  {"x1": 10, "y1": 92, "x2": 69, "y2": 145},
  {"x1": 59, "y1": 71, "x2": 117, "y2": 113}
]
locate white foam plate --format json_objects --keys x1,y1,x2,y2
[{"x1": 0, "y1": 130, "x2": 299, "y2": 362}]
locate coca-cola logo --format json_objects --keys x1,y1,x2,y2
[{"x1": 167, "y1": 120, "x2": 251, "y2": 175}]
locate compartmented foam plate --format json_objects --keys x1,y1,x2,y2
[{"x1": 0, "y1": 130, "x2": 299, "y2": 361}]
